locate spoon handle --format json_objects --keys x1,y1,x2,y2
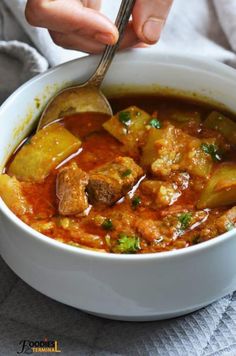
[{"x1": 87, "y1": 0, "x2": 136, "y2": 88}]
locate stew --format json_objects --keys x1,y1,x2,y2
[{"x1": 1, "y1": 95, "x2": 236, "y2": 254}]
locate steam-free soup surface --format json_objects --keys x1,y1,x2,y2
[{"x1": 1, "y1": 95, "x2": 236, "y2": 254}]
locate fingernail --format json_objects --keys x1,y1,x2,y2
[
  {"x1": 94, "y1": 32, "x2": 115, "y2": 45},
  {"x1": 134, "y1": 43, "x2": 150, "y2": 49},
  {"x1": 142, "y1": 17, "x2": 164, "y2": 43}
]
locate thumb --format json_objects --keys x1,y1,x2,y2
[{"x1": 132, "y1": 0, "x2": 173, "y2": 44}]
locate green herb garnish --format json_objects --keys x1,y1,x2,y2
[
  {"x1": 149, "y1": 118, "x2": 161, "y2": 129},
  {"x1": 34, "y1": 97, "x2": 40, "y2": 109},
  {"x1": 132, "y1": 195, "x2": 141, "y2": 209},
  {"x1": 102, "y1": 218, "x2": 113, "y2": 231},
  {"x1": 179, "y1": 212, "x2": 192, "y2": 231},
  {"x1": 119, "y1": 111, "x2": 131, "y2": 126},
  {"x1": 115, "y1": 233, "x2": 141, "y2": 254},
  {"x1": 226, "y1": 222, "x2": 235, "y2": 231},
  {"x1": 121, "y1": 169, "x2": 132, "y2": 178},
  {"x1": 201, "y1": 143, "x2": 222, "y2": 162}
]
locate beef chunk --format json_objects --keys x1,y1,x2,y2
[
  {"x1": 134, "y1": 218, "x2": 162, "y2": 242},
  {"x1": 56, "y1": 162, "x2": 89, "y2": 215},
  {"x1": 216, "y1": 207, "x2": 236, "y2": 234},
  {"x1": 87, "y1": 156, "x2": 143, "y2": 206}
]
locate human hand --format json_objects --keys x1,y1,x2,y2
[{"x1": 25, "y1": 0, "x2": 173, "y2": 54}]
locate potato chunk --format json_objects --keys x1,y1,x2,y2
[
  {"x1": 204, "y1": 111, "x2": 236, "y2": 145},
  {"x1": 56, "y1": 162, "x2": 89, "y2": 215},
  {"x1": 141, "y1": 124, "x2": 214, "y2": 178},
  {"x1": 180, "y1": 137, "x2": 216, "y2": 178},
  {"x1": 0, "y1": 174, "x2": 32, "y2": 217},
  {"x1": 87, "y1": 156, "x2": 143, "y2": 206},
  {"x1": 169, "y1": 110, "x2": 201, "y2": 126},
  {"x1": 198, "y1": 163, "x2": 236, "y2": 209},
  {"x1": 141, "y1": 180, "x2": 181, "y2": 208},
  {"x1": 103, "y1": 106, "x2": 151, "y2": 150},
  {"x1": 140, "y1": 128, "x2": 165, "y2": 168},
  {"x1": 9, "y1": 123, "x2": 81, "y2": 182}
]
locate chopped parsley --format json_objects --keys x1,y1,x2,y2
[
  {"x1": 132, "y1": 195, "x2": 141, "y2": 209},
  {"x1": 34, "y1": 97, "x2": 40, "y2": 109},
  {"x1": 226, "y1": 222, "x2": 235, "y2": 231},
  {"x1": 179, "y1": 212, "x2": 192, "y2": 231},
  {"x1": 115, "y1": 233, "x2": 141, "y2": 254},
  {"x1": 102, "y1": 218, "x2": 113, "y2": 231},
  {"x1": 201, "y1": 143, "x2": 222, "y2": 162},
  {"x1": 148, "y1": 118, "x2": 161, "y2": 129},
  {"x1": 121, "y1": 169, "x2": 132, "y2": 178},
  {"x1": 119, "y1": 111, "x2": 131, "y2": 126}
]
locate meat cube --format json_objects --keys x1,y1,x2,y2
[
  {"x1": 56, "y1": 162, "x2": 89, "y2": 215},
  {"x1": 87, "y1": 156, "x2": 143, "y2": 206},
  {"x1": 134, "y1": 218, "x2": 162, "y2": 242},
  {"x1": 216, "y1": 207, "x2": 236, "y2": 234}
]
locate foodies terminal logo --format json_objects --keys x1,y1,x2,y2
[{"x1": 17, "y1": 338, "x2": 61, "y2": 354}]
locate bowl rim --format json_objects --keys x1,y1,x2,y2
[{"x1": 1, "y1": 49, "x2": 236, "y2": 261}]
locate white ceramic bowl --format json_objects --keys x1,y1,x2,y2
[{"x1": 1, "y1": 51, "x2": 236, "y2": 321}]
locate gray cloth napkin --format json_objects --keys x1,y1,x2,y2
[
  {"x1": 1, "y1": 1, "x2": 236, "y2": 355},
  {"x1": 0, "y1": 1, "x2": 48, "y2": 103}
]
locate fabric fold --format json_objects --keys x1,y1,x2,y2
[
  {"x1": 0, "y1": 40, "x2": 48, "y2": 103},
  {"x1": 3, "y1": 0, "x2": 236, "y2": 67},
  {"x1": 2, "y1": 0, "x2": 82, "y2": 66},
  {"x1": 213, "y1": 0, "x2": 236, "y2": 53}
]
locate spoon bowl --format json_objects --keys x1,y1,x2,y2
[{"x1": 38, "y1": 86, "x2": 112, "y2": 129}]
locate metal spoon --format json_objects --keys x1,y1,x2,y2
[{"x1": 37, "y1": 0, "x2": 136, "y2": 131}]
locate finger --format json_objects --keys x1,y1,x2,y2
[
  {"x1": 50, "y1": 22, "x2": 142, "y2": 54},
  {"x1": 50, "y1": 30, "x2": 106, "y2": 54},
  {"x1": 119, "y1": 23, "x2": 150, "y2": 50},
  {"x1": 50, "y1": 24, "x2": 147, "y2": 54},
  {"x1": 119, "y1": 22, "x2": 140, "y2": 50},
  {"x1": 133, "y1": 43, "x2": 150, "y2": 48},
  {"x1": 82, "y1": 0, "x2": 102, "y2": 11},
  {"x1": 25, "y1": 0, "x2": 118, "y2": 45},
  {"x1": 132, "y1": 0, "x2": 173, "y2": 44}
]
